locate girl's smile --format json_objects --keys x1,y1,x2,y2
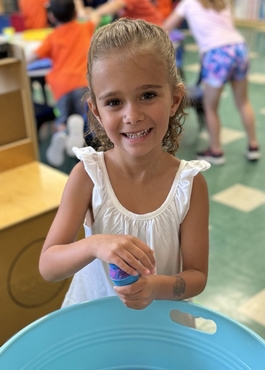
[{"x1": 122, "y1": 128, "x2": 152, "y2": 139}]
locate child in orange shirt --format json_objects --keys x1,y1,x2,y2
[
  {"x1": 27, "y1": 0, "x2": 100, "y2": 167},
  {"x1": 18, "y1": 0, "x2": 48, "y2": 29}
]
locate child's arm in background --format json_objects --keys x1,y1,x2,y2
[
  {"x1": 74, "y1": 0, "x2": 93, "y2": 18},
  {"x1": 88, "y1": 11, "x2": 102, "y2": 28},
  {"x1": 115, "y1": 173, "x2": 209, "y2": 309},
  {"x1": 74, "y1": 0, "x2": 102, "y2": 27},
  {"x1": 74, "y1": 0, "x2": 86, "y2": 16},
  {"x1": 163, "y1": 7, "x2": 184, "y2": 33},
  {"x1": 92, "y1": 0, "x2": 126, "y2": 17},
  {"x1": 39, "y1": 161, "x2": 156, "y2": 282}
]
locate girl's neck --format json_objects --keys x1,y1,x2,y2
[
  {"x1": 104, "y1": 147, "x2": 173, "y2": 182},
  {"x1": 103, "y1": 149, "x2": 180, "y2": 214}
]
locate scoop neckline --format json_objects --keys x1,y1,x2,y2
[{"x1": 99, "y1": 152, "x2": 186, "y2": 220}]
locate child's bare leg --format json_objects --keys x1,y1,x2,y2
[
  {"x1": 203, "y1": 83, "x2": 224, "y2": 154},
  {"x1": 231, "y1": 78, "x2": 259, "y2": 148}
]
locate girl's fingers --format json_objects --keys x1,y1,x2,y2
[{"x1": 113, "y1": 244, "x2": 155, "y2": 276}]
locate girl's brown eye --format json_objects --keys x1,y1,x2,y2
[
  {"x1": 142, "y1": 92, "x2": 156, "y2": 100},
  {"x1": 107, "y1": 99, "x2": 121, "y2": 106}
]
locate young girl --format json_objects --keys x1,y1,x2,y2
[
  {"x1": 39, "y1": 18, "x2": 210, "y2": 310},
  {"x1": 164, "y1": 0, "x2": 261, "y2": 165}
]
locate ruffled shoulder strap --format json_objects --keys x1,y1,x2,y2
[
  {"x1": 176, "y1": 159, "x2": 210, "y2": 222},
  {"x1": 72, "y1": 146, "x2": 104, "y2": 187},
  {"x1": 179, "y1": 159, "x2": 210, "y2": 177}
]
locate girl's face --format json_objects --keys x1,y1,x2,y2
[{"x1": 88, "y1": 51, "x2": 183, "y2": 158}]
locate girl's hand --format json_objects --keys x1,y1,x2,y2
[
  {"x1": 114, "y1": 274, "x2": 157, "y2": 310},
  {"x1": 91, "y1": 234, "x2": 156, "y2": 276}
]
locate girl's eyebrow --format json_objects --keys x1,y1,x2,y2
[
  {"x1": 99, "y1": 91, "x2": 121, "y2": 100},
  {"x1": 99, "y1": 85, "x2": 163, "y2": 101},
  {"x1": 140, "y1": 84, "x2": 163, "y2": 90}
]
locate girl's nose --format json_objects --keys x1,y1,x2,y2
[{"x1": 123, "y1": 103, "x2": 144, "y2": 125}]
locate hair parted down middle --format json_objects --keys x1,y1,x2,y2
[{"x1": 85, "y1": 18, "x2": 188, "y2": 155}]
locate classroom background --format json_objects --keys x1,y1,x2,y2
[{"x1": 0, "y1": 0, "x2": 265, "y2": 345}]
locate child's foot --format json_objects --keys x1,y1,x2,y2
[
  {"x1": 245, "y1": 146, "x2": 261, "y2": 161},
  {"x1": 65, "y1": 114, "x2": 85, "y2": 157},
  {"x1": 196, "y1": 149, "x2": 225, "y2": 165},
  {"x1": 46, "y1": 131, "x2": 67, "y2": 167}
]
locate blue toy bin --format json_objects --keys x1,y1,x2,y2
[{"x1": 1, "y1": 297, "x2": 265, "y2": 369}]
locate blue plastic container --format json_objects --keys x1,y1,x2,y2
[
  {"x1": 1, "y1": 297, "x2": 265, "y2": 369},
  {"x1": 109, "y1": 263, "x2": 139, "y2": 286}
]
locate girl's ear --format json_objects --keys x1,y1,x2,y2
[
  {"x1": 170, "y1": 83, "x2": 185, "y2": 117},
  {"x1": 87, "y1": 98, "x2": 102, "y2": 125}
]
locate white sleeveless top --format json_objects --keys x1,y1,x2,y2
[{"x1": 62, "y1": 147, "x2": 210, "y2": 307}]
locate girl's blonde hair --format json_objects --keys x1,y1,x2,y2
[
  {"x1": 85, "y1": 18, "x2": 188, "y2": 155},
  {"x1": 198, "y1": 0, "x2": 226, "y2": 11}
]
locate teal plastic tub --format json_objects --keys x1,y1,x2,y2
[{"x1": 1, "y1": 297, "x2": 265, "y2": 369}]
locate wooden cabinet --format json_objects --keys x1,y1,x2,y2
[
  {"x1": 0, "y1": 44, "x2": 74, "y2": 346},
  {"x1": 0, "y1": 43, "x2": 39, "y2": 171}
]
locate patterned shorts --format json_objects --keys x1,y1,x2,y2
[{"x1": 201, "y1": 43, "x2": 249, "y2": 88}]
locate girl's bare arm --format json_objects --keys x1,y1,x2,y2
[
  {"x1": 39, "y1": 162, "x2": 155, "y2": 282},
  {"x1": 39, "y1": 162, "x2": 94, "y2": 281},
  {"x1": 163, "y1": 10, "x2": 184, "y2": 33},
  {"x1": 153, "y1": 172, "x2": 209, "y2": 300}
]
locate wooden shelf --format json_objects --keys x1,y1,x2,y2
[{"x1": 0, "y1": 43, "x2": 38, "y2": 170}]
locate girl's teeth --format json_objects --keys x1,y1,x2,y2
[{"x1": 126, "y1": 129, "x2": 149, "y2": 138}]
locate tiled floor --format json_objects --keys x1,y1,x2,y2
[{"x1": 37, "y1": 26, "x2": 265, "y2": 340}]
